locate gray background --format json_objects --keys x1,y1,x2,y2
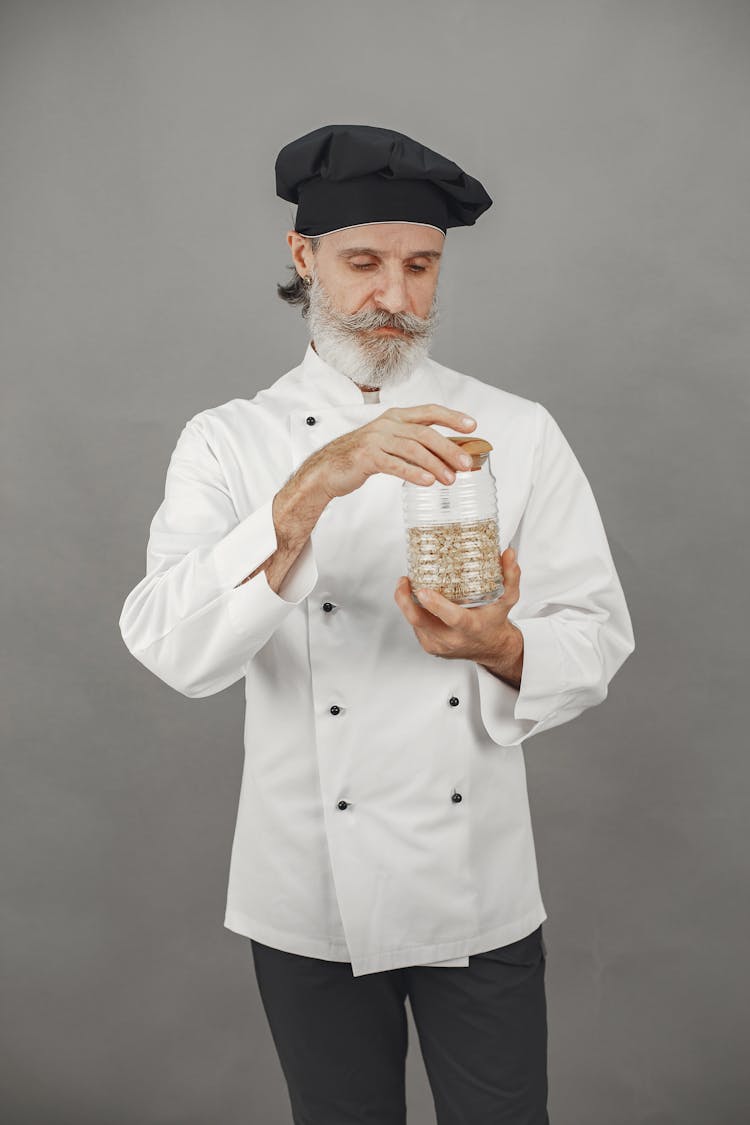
[{"x1": 2, "y1": 1, "x2": 748, "y2": 1122}]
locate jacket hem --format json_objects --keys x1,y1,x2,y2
[
  {"x1": 224, "y1": 910, "x2": 352, "y2": 961},
  {"x1": 224, "y1": 902, "x2": 547, "y2": 976},
  {"x1": 348, "y1": 902, "x2": 548, "y2": 976}
]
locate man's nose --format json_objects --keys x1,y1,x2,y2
[{"x1": 373, "y1": 268, "x2": 409, "y2": 314}]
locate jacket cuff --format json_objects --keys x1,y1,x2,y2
[
  {"x1": 474, "y1": 616, "x2": 566, "y2": 747},
  {"x1": 225, "y1": 536, "x2": 319, "y2": 635},
  {"x1": 212, "y1": 494, "x2": 280, "y2": 590},
  {"x1": 209, "y1": 495, "x2": 319, "y2": 635}
]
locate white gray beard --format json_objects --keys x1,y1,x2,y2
[
  {"x1": 310, "y1": 327, "x2": 432, "y2": 389},
  {"x1": 306, "y1": 276, "x2": 438, "y2": 389}
]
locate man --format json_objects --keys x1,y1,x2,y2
[{"x1": 119, "y1": 124, "x2": 635, "y2": 1124}]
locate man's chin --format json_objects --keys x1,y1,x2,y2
[
  {"x1": 357, "y1": 342, "x2": 415, "y2": 371},
  {"x1": 312, "y1": 327, "x2": 429, "y2": 385},
  {"x1": 367, "y1": 354, "x2": 428, "y2": 387}
]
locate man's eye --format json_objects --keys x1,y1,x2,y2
[{"x1": 351, "y1": 264, "x2": 427, "y2": 272}]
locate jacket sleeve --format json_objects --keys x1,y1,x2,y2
[
  {"x1": 118, "y1": 414, "x2": 319, "y2": 698},
  {"x1": 474, "y1": 402, "x2": 635, "y2": 747}
]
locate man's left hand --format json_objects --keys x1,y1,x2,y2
[{"x1": 394, "y1": 547, "x2": 524, "y2": 682}]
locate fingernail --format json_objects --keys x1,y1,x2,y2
[{"x1": 462, "y1": 416, "x2": 476, "y2": 426}]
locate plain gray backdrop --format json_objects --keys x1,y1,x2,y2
[{"x1": 2, "y1": 1, "x2": 748, "y2": 1122}]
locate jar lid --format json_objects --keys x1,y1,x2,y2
[
  {"x1": 445, "y1": 435, "x2": 492, "y2": 471},
  {"x1": 446, "y1": 436, "x2": 493, "y2": 455}
]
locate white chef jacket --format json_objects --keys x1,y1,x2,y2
[{"x1": 118, "y1": 341, "x2": 635, "y2": 977}]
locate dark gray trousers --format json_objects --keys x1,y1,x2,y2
[{"x1": 251, "y1": 923, "x2": 550, "y2": 1125}]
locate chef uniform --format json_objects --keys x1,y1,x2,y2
[{"x1": 119, "y1": 124, "x2": 635, "y2": 1124}]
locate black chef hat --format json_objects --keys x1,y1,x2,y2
[{"x1": 275, "y1": 123, "x2": 493, "y2": 237}]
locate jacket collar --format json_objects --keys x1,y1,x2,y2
[{"x1": 297, "y1": 339, "x2": 443, "y2": 408}]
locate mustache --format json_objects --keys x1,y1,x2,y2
[
  {"x1": 310, "y1": 276, "x2": 438, "y2": 337},
  {"x1": 341, "y1": 309, "x2": 433, "y2": 334}
]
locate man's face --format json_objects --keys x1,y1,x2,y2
[{"x1": 287, "y1": 222, "x2": 444, "y2": 389}]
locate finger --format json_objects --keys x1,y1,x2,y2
[
  {"x1": 395, "y1": 577, "x2": 451, "y2": 630},
  {"x1": 386, "y1": 404, "x2": 477, "y2": 432},
  {"x1": 412, "y1": 586, "x2": 472, "y2": 629},
  {"x1": 378, "y1": 450, "x2": 438, "y2": 486},
  {"x1": 381, "y1": 435, "x2": 457, "y2": 484},
  {"x1": 388, "y1": 425, "x2": 476, "y2": 476},
  {"x1": 394, "y1": 575, "x2": 424, "y2": 624},
  {"x1": 500, "y1": 547, "x2": 521, "y2": 601}
]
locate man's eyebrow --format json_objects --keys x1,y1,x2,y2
[{"x1": 336, "y1": 247, "x2": 442, "y2": 260}]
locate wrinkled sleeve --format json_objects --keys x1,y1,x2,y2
[
  {"x1": 118, "y1": 414, "x2": 319, "y2": 698},
  {"x1": 474, "y1": 402, "x2": 635, "y2": 746}
]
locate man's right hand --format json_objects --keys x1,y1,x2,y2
[
  {"x1": 302, "y1": 405, "x2": 479, "y2": 502},
  {"x1": 246, "y1": 406, "x2": 478, "y2": 593}
]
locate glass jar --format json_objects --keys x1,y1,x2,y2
[{"x1": 402, "y1": 436, "x2": 504, "y2": 608}]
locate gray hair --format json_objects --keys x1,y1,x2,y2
[{"x1": 276, "y1": 235, "x2": 322, "y2": 317}]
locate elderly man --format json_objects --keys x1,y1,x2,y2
[{"x1": 119, "y1": 124, "x2": 635, "y2": 1125}]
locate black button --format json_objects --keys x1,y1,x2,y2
[
  {"x1": 451, "y1": 792, "x2": 463, "y2": 803},
  {"x1": 337, "y1": 799, "x2": 349, "y2": 810},
  {"x1": 330, "y1": 705, "x2": 341, "y2": 715},
  {"x1": 322, "y1": 602, "x2": 334, "y2": 613},
  {"x1": 449, "y1": 696, "x2": 459, "y2": 707},
  {"x1": 306, "y1": 415, "x2": 316, "y2": 426}
]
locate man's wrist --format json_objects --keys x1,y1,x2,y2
[
  {"x1": 274, "y1": 464, "x2": 330, "y2": 548},
  {"x1": 476, "y1": 622, "x2": 524, "y2": 691}
]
